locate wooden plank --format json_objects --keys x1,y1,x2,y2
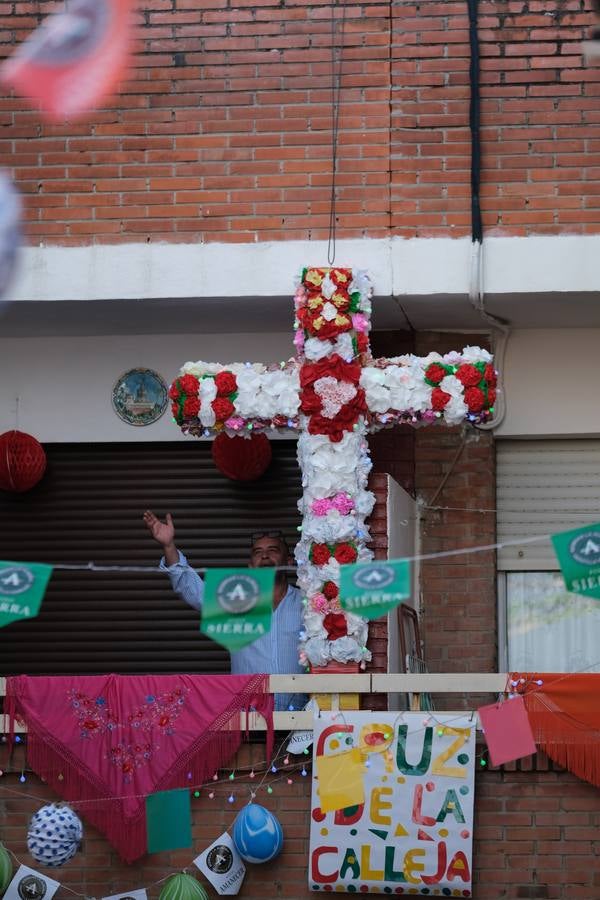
[
  {"x1": 247, "y1": 710, "x2": 313, "y2": 731},
  {"x1": 269, "y1": 674, "x2": 371, "y2": 693},
  {"x1": 0, "y1": 673, "x2": 508, "y2": 697},
  {"x1": 371, "y1": 673, "x2": 508, "y2": 693}
]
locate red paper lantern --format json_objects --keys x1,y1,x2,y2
[
  {"x1": 0, "y1": 430, "x2": 47, "y2": 492},
  {"x1": 211, "y1": 433, "x2": 272, "y2": 481}
]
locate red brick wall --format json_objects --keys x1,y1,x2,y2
[
  {"x1": 2, "y1": 754, "x2": 600, "y2": 900},
  {"x1": 474, "y1": 759, "x2": 600, "y2": 900},
  {"x1": 414, "y1": 333, "x2": 496, "y2": 706},
  {"x1": 392, "y1": 0, "x2": 600, "y2": 237},
  {"x1": 415, "y1": 427, "x2": 496, "y2": 675},
  {"x1": 2, "y1": 0, "x2": 391, "y2": 245},
  {"x1": 0, "y1": 745, "x2": 316, "y2": 900},
  {"x1": 2, "y1": 1, "x2": 599, "y2": 244},
  {"x1": 362, "y1": 470, "x2": 392, "y2": 713},
  {"x1": 367, "y1": 321, "x2": 415, "y2": 687},
  {"x1": 368, "y1": 330, "x2": 416, "y2": 497}
]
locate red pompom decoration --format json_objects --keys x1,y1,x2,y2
[
  {"x1": 178, "y1": 374, "x2": 200, "y2": 395},
  {"x1": 323, "y1": 612, "x2": 348, "y2": 641},
  {"x1": 455, "y1": 363, "x2": 483, "y2": 388},
  {"x1": 484, "y1": 363, "x2": 497, "y2": 388},
  {"x1": 211, "y1": 432, "x2": 272, "y2": 481},
  {"x1": 431, "y1": 387, "x2": 451, "y2": 411},
  {"x1": 214, "y1": 371, "x2": 237, "y2": 396},
  {"x1": 311, "y1": 543, "x2": 331, "y2": 566},
  {"x1": 0, "y1": 430, "x2": 47, "y2": 492},
  {"x1": 211, "y1": 397, "x2": 235, "y2": 422},
  {"x1": 322, "y1": 581, "x2": 339, "y2": 600},
  {"x1": 334, "y1": 542, "x2": 358, "y2": 564},
  {"x1": 464, "y1": 386, "x2": 486, "y2": 413},
  {"x1": 424, "y1": 363, "x2": 447, "y2": 385}
]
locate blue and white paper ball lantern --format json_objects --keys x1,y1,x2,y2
[
  {"x1": 27, "y1": 803, "x2": 83, "y2": 867},
  {"x1": 232, "y1": 803, "x2": 283, "y2": 864}
]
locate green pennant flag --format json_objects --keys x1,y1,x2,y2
[
  {"x1": 201, "y1": 567, "x2": 275, "y2": 651},
  {"x1": 339, "y1": 559, "x2": 411, "y2": 620},
  {"x1": 0, "y1": 561, "x2": 53, "y2": 628},
  {"x1": 551, "y1": 523, "x2": 600, "y2": 599},
  {"x1": 146, "y1": 788, "x2": 192, "y2": 854}
]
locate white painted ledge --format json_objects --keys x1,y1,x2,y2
[{"x1": 9, "y1": 235, "x2": 600, "y2": 303}]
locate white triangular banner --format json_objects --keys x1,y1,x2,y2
[
  {"x1": 193, "y1": 832, "x2": 245, "y2": 895},
  {"x1": 3, "y1": 865, "x2": 60, "y2": 900}
]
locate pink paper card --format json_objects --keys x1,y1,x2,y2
[{"x1": 478, "y1": 695, "x2": 537, "y2": 766}]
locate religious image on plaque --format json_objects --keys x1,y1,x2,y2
[{"x1": 112, "y1": 368, "x2": 168, "y2": 426}]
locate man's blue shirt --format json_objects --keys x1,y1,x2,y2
[{"x1": 159, "y1": 551, "x2": 306, "y2": 711}]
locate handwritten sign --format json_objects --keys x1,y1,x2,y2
[{"x1": 309, "y1": 712, "x2": 475, "y2": 896}]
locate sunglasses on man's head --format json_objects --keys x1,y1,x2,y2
[{"x1": 251, "y1": 530, "x2": 285, "y2": 545}]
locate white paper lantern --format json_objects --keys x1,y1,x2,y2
[{"x1": 27, "y1": 804, "x2": 83, "y2": 867}]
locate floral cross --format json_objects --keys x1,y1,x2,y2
[{"x1": 170, "y1": 268, "x2": 495, "y2": 670}]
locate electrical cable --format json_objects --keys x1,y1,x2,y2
[{"x1": 466, "y1": 0, "x2": 510, "y2": 432}]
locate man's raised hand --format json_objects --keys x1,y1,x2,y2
[{"x1": 143, "y1": 510, "x2": 175, "y2": 548}]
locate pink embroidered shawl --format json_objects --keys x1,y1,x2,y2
[{"x1": 5, "y1": 673, "x2": 273, "y2": 863}]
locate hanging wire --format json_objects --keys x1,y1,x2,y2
[
  {"x1": 0, "y1": 530, "x2": 561, "y2": 574},
  {"x1": 327, "y1": 0, "x2": 348, "y2": 265}
]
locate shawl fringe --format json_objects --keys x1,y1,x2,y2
[{"x1": 515, "y1": 671, "x2": 600, "y2": 789}]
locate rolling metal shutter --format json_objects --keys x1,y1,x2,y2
[
  {"x1": 0, "y1": 441, "x2": 301, "y2": 675},
  {"x1": 496, "y1": 439, "x2": 600, "y2": 571}
]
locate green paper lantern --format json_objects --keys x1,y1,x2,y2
[
  {"x1": 0, "y1": 843, "x2": 12, "y2": 895},
  {"x1": 158, "y1": 874, "x2": 208, "y2": 900}
]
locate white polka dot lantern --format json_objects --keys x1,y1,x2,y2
[{"x1": 27, "y1": 804, "x2": 83, "y2": 867}]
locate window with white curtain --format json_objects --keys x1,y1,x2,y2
[
  {"x1": 502, "y1": 571, "x2": 600, "y2": 673},
  {"x1": 497, "y1": 440, "x2": 600, "y2": 673}
]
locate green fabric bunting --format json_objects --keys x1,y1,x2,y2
[
  {"x1": 146, "y1": 789, "x2": 192, "y2": 854},
  {"x1": 0, "y1": 561, "x2": 53, "y2": 628},
  {"x1": 339, "y1": 560, "x2": 411, "y2": 620},
  {"x1": 552, "y1": 523, "x2": 600, "y2": 599},
  {"x1": 201, "y1": 567, "x2": 275, "y2": 651}
]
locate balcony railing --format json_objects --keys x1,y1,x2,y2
[{"x1": 0, "y1": 673, "x2": 507, "y2": 731}]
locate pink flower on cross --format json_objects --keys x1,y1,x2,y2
[
  {"x1": 310, "y1": 593, "x2": 328, "y2": 613},
  {"x1": 351, "y1": 312, "x2": 369, "y2": 333},
  {"x1": 225, "y1": 416, "x2": 245, "y2": 430},
  {"x1": 310, "y1": 492, "x2": 355, "y2": 516}
]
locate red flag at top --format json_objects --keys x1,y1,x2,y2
[{"x1": 1, "y1": 0, "x2": 135, "y2": 121}]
